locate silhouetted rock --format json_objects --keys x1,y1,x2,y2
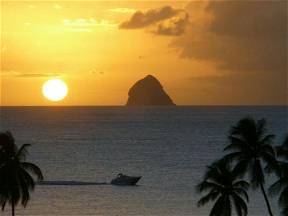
[{"x1": 126, "y1": 75, "x2": 175, "y2": 106}]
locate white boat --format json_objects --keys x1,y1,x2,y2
[{"x1": 111, "y1": 173, "x2": 141, "y2": 186}]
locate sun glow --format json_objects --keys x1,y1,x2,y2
[{"x1": 42, "y1": 79, "x2": 68, "y2": 102}]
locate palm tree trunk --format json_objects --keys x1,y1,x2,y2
[
  {"x1": 260, "y1": 182, "x2": 273, "y2": 216},
  {"x1": 11, "y1": 200, "x2": 15, "y2": 216}
]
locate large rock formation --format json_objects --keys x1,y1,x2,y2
[{"x1": 126, "y1": 75, "x2": 175, "y2": 106}]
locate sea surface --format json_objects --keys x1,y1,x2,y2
[{"x1": 0, "y1": 106, "x2": 287, "y2": 216}]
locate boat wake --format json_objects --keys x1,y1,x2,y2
[{"x1": 38, "y1": 180, "x2": 109, "y2": 186}]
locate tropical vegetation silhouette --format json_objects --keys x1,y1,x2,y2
[
  {"x1": 269, "y1": 136, "x2": 288, "y2": 216},
  {"x1": 223, "y1": 117, "x2": 277, "y2": 216},
  {"x1": 197, "y1": 117, "x2": 287, "y2": 216},
  {"x1": 0, "y1": 131, "x2": 44, "y2": 216},
  {"x1": 197, "y1": 160, "x2": 249, "y2": 216}
]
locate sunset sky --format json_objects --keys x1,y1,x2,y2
[{"x1": 1, "y1": 0, "x2": 287, "y2": 106}]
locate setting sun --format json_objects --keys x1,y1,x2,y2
[
  {"x1": 0, "y1": 1, "x2": 287, "y2": 216},
  {"x1": 42, "y1": 79, "x2": 68, "y2": 102}
]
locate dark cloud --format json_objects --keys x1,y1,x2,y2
[
  {"x1": 207, "y1": 1, "x2": 286, "y2": 39},
  {"x1": 171, "y1": 1, "x2": 287, "y2": 104},
  {"x1": 173, "y1": 1, "x2": 287, "y2": 72},
  {"x1": 120, "y1": 5, "x2": 189, "y2": 36},
  {"x1": 152, "y1": 13, "x2": 189, "y2": 36},
  {"x1": 120, "y1": 6, "x2": 179, "y2": 28}
]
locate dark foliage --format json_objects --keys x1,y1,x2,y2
[
  {"x1": 197, "y1": 160, "x2": 249, "y2": 216},
  {"x1": 0, "y1": 131, "x2": 43, "y2": 216},
  {"x1": 223, "y1": 117, "x2": 277, "y2": 216}
]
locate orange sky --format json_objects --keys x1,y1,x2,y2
[{"x1": 1, "y1": 1, "x2": 287, "y2": 106}]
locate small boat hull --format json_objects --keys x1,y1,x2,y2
[{"x1": 111, "y1": 175, "x2": 141, "y2": 186}]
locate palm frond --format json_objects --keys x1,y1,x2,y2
[
  {"x1": 283, "y1": 135, "x2": 288, "y2": 147},
  {"x1": 197, "y1": 190, "x2": 220, "y2": 207},
  {"x1": 269, "y1": 179, "x2": 285, "y2": 196},
  {"x1": 256, "y1": 118, "x2": 267, "y2": 140},
  {"x1": 232, "y1": 160, "x2": 250, "y2": 178},
  {"x1": 209, "y1": 196, "x2": 225, "y2": 216},
  {"x1": 250, "y1": 159, "x2": 264, "y2": 188},
  {"x1": 21, "y1": 162, "x2": 44, "y2": 181},
  {"x1": 260, "y1": 135, "x2": 275, "y2": 146},
  {"x1": 263, "y1": 154, "x2": 280, "y2": 175},
  {"x1": 0, "y1": 132, "x2": 43, "y2": 212},
  {"x1": 18, "y1": 172, "x2": 30, "y2": 207},
  {"x1": 233, "y1": 188, "x2": 249, "y2": 202},
  {"x1": 279, "y1": 187, "x2": 288, "y2": 208},
  {"x1": 281, "y1": 207, "x2": 288, "y2": 216},
  {"x1": 223, "y1": 195, "x2": 232, "y2": 216},
  {"x1": 1, "y1": 199, "x2": 6, "y2": 211},
  {"x1": 19, "y1": 168, "x2": 36, "y2": 190},
  {"x1": 232, "y1": 193, "x2": 248, "y2": 216},
  {"x1": 233, "y1": 180, "x2": 250, "y2": 190},
  {"x1": 222, "y1": 152, "x2": 243, "y2": 163},
  {"x1": 16, "y1": 144, "x2": 31, "y2": 161},
  {"x1": 226, "y1": 136, "x2": 247, "y2": 151},
  {"x1": 277, "y1": 136, "x2": 288, "y2": 160},
  {"x1": 197, "y1": 158, "x2": 249, "y2": 216},
  {"x1": 0, "y1": 131, "x2": 16, "y2": 156},
  {"x1": 196, "y1": 181, "x2": 223, "y2": 193}
]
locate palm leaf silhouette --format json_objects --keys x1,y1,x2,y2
[{"x1": 0, "y1": 131, "x2": 43, "y2": 216}]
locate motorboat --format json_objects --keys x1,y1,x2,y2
[{"x1": 111, "y1": 173, "x2": 141, "y2": 186}]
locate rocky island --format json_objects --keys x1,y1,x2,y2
[{"x1": 126, "y1": 75, "x2": 175, "y2": 106}]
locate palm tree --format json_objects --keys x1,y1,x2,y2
[
  {"x1": 197, "y1": 160, "x2": 249, "y2": 216},
  {"x1": 276, "y1": 135, "x2": 288, "y2": 161},
  {"x1": 269, "y1": 135, "x2": 288, "y2": 216},
  {"x1": 223, "y1": 117, "x2": 277, "y2": 216},
  {"x1": 0, "y1": 131, "x2": 17, "y2": 161},
  {"x1": 0, "y1": 131, "x2": 44, "y2": 216}
]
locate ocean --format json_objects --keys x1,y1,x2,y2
[{"x1": 0, "y1": 106, "x2": 287, "y2": 216}]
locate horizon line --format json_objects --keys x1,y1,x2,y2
[{"x1": 0, "y1": 105, "x2": 287, "y2": 108}]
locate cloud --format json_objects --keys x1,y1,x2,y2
[
  {"x1": 1, "y1": 71, "x2": 61, "y2": 78},
  {"x1": 152, "y1": 13, "x2": 189, "y2": 36},
  {"x1": 16, "y1": 73, "x2": 60, "y2": 78},
  {"x1": 172, "y1": 1, "x2": 287, "y2": 72},
  {"x1": 107, "y1": 8, "x2": 136, "y2": 14},
  {"x1": 119, "y1": 5, "x2": 189, "y2": 36},
  {"x1": 120, "y1": 6, "x2": 178, "y2": 28},
  {"x1": 171, "y1": 1, "x2": 287, "y2": 104}
]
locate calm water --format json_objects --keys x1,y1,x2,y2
[{"x1": 0, "y1": 106, "x2": 287, "y2": 216}]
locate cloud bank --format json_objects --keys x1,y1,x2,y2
[
  {"x1": 152, "y1": 13, "x2": 189, "y2": 36},
  {"x1": 120, "y1": 6, "x2": 189, "y2": 36},
  {"x1": 173, "y1": 1, "x2": 287, "y2": 72},
  {"x1": 1, "y1": 72, "x2": 61, "y2": 78},
  {"x1": 171, "y1": 1, "x2": 287, "y2": 104}
]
